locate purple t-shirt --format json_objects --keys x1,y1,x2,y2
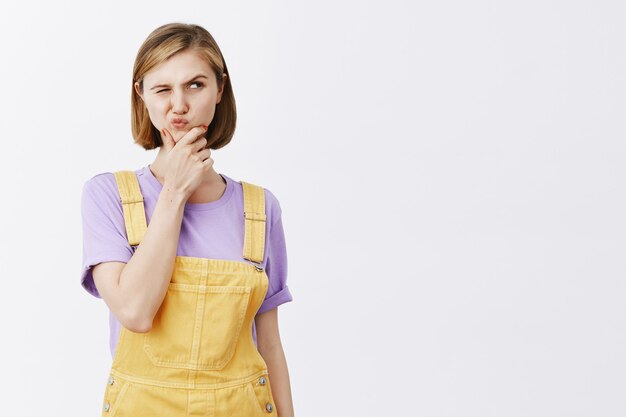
[{"x1": 80, "y1": 165, "x2": 293, "y2": 358}]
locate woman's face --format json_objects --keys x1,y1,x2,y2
[{"x1": 135, "y1": 48, "x2": 226, "y2": 143}]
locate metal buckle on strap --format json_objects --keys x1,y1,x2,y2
[
  {"x1": 243, "y1": 257, "x2": 265, "y2": 272},
  {"x1": 243, "y1": 211, "x2": 266, "y2": 222}
]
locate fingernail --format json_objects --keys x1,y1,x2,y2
[
  {"x1": 201, "y1": 124, "x2": 208, "y2": 130},
  {"x1": 161, "y1": 128, "x2": 166, "y2": 136}
]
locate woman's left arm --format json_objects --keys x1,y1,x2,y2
[{"x1": 255, "y1": 307, "x2": 295, "y2": 417}]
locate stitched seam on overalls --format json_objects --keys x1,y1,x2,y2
[
  {"x1": 190, "y1": 267, "x2": 208, "y2": 373},
  {"x1": 110, "y1": 368, "x2": 269, "y2": 390},
  {"x1": 173, "y1": 267, "x2": 261, "y2": 275}
]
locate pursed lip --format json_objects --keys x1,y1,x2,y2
[{"x1": 171, "y1": 118, "x2": 189, "y2": 126}]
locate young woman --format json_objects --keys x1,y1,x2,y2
[{"x1": 80, "y1": 23, "x2": 295, "y2": 416}]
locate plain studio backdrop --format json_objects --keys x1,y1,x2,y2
[{"x1": 0, "y1": 0, "x2": 624, "y2": 416}]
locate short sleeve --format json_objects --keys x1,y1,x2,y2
[
  {"x1": 256, "y1": 196, "x2": 293, "y2": 315},
  {"x1": 80, "y1": 174, "x2": 134, "y2": 298}
]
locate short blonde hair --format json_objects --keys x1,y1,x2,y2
[{"x1": 131, "y1": 23, "x2": 236, "y2": 150}]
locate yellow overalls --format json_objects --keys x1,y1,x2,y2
[{"x1": 100, "y1": 170, "x2": 277, "y2": 416}]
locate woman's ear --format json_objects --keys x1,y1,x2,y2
[
  {"x1": 216, "y1": 73, "x2": 227, "y2": 104},
  {"x1": 134, "y1": 81, "x2": 144, "y2": 102}
]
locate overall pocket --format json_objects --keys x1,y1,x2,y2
[{"x1": 144, "y1": 283, "x2": 251, "y2": 370}]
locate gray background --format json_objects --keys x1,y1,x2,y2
[{"x1": 0, "y1": 0, "x2": 624, "y2": 415}]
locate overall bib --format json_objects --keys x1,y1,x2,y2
[{"x1": 100, "y1": 170, "x2": 277, "y2": 417}]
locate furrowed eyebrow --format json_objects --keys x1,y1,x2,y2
[{"x1": 149, "y1": 74, "x2": 208, "y2": 90}]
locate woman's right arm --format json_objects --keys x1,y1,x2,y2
[
  {"x1": 92, "y1": 186, "x2": 187, "y2": 332},
  {"x1": 92, "y1": 125, "x2": 212, "y2": 333}
]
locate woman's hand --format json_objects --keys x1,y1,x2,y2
[{"x1": 160, "y1": 125, "x2": 214, "y2": 199}]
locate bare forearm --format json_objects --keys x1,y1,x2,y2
[
  {"x1": 117, "y1": 185, "x2": 187, "y2": 330},
  {"x1": 260, "y1": 345, "x2": 295, "y2": 417}
]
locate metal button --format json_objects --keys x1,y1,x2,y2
[
  {"x1": 259, "y1": 376, "x2": 266, "y2": 385},
  {"x1": 108, "y1": 375, "x2": 115, "y2": 385},
  {"x1": 265, "y1": 402, "x2": 273, "y2": 412},
  {"x1": 103, "y1": 401, "x2": 110, "y2": 412},
  {"x1": 255, "y1": 265, "x2": 264, "y2": 272}
]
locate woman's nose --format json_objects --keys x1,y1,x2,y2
[{"x1": 171, "y1": 90, "x2": 189, "y2": 114}]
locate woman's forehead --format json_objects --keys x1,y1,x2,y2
[{"x1": 144, "y1": 50, "x2": 212, "y2": 83}]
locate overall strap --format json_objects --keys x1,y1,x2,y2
[
  {"x1": 241, "y1": 181, "x2": 266, "y2": 265},
  {"x1": 113, "y1": 171, "x2": 148, "y2": 247}
]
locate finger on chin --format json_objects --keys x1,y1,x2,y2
[{"x1": 163, "y1": 127, "x2": 176, "y2": 143}]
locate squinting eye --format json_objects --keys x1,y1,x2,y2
[{"x1": 155, "y1": 82, "x2": 203, "y2": 94}]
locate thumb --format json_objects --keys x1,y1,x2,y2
[{"x1": 160, "y1": 127, "x2": 176, "y2": 150}]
